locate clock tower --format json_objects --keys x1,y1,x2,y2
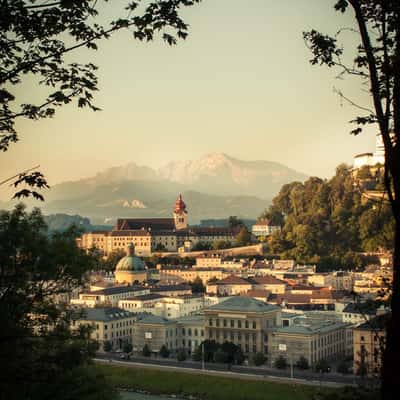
[{"x1": 173, "y1": 194, "x2": 188, "y2": 230}]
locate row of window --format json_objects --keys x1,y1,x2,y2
[
  {"x1": 209, "y1": 318, "x2": 258, "y2": 329},
  {"x1": 208, "y1": 329, "x2": 264, "y2": 342},
  {"x1": 102, "y1": 328, "x2": 133, "y2": 340},
  {"x1": 165, "y1": 328, "x2": 205, "y2": 338}
]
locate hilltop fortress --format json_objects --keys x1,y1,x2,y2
[{"x1": 79, "y1": 194, "x2": 237, "y2": 256}]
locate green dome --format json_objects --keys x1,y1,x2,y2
[{"x1": 115, "y1": 244, "x2": 145, "y2": 272}]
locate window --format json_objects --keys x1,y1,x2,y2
[
  {"x1": 216, "y1": 319, "x2": 220, "y2": 327},
  {"x1": 361, "y1": 336, "x2": 365, "y2": 341},
  {"x1": 209, "y1": 318, "x2": 213, "y2": 327},
  {"x1": 104, "y1": 324, "x2": 108, "y2": 330},
  {"x1": 223, "y1": 319, "x2": 227, "y2": 327},
  {"x1": 245, "y1": 321, "x2": 249, "y2": 329},
  {"x1": 245, "y1": 333, "x2": 249, "y2": 342},
  {"x1": 230, "y1": 319, "x2": 234, "y2": 328},
  {"x1": 194, "y1": 329, "x2": 198, "y2": 337},
  {"x1": 252, "y1": 321, "x2": 256, "y2": 329},
  {"x1": 238, "y1": 320, "x2": 242, "y2": 328}
]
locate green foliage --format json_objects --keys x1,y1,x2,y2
[
  {"x1": 315, "y1": 359, "x2": 331, "y2": 373},
  {"x1": 192, "y1": 241, "x2": 212, "y2": 251},
  {"x1": 154, "y1": 243, "x2": 168, "y2": 252},
  {"x1": 295, "y1": 356, "x2": 309, "y2": 370},
  {"x1": 214, "y1": 349, "x2": 230, "y2": 364},
  {"x1": 98, "y1": 249, "x2": 127, "y2": 271},
  {"x1": 122, "y1": 342, "x2": 133, "y2": 354},
  {"x1": 274, "y1": 355, "x2": 287, "y2": 369},
  {"x1": 228, "y1": 216, "x2": 245, "y2": 229},
  {"x1": 97, "y1": 363, "x2": 320, "y2": 400},
  {"x1": 189, "y1": 277, "x2": 205, "y2": 293},
  {"x1": 159, "y1": 345, "x2": 170, "y2": 358},
  {"x1": 0, "y1": 204, "x2": 115, "y2": 399},
  {"x1": 103, "y1": 341, "x2": 113, "y2": 353},
  {"x1": 142, "y1": 344, "x2": 151, "y2": 357},
  {"x1": 192, "y1": 346, "x2": 203, "y2": 362},
  {"x1": 263, "y1": 165, "x2": 394, "y2": 270},
  {"x1": 235, "y1": 226, "x2": 252, "y2": 247},
  {"x1": 253, "y1": 352, "x2": 266, "y2": 366},
  {"x1": 213, "y1": 240, "x2": 232, "y2": 250},
  {"x1": 336, "y1": 360, "x2": 351, "y2": 374},
  {"x1": 176, "y1": 349, "x2": 187, "y2": 362}
]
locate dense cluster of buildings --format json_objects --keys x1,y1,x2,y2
[{"x1": 66, "y1": 241, "x2": 390, "y2": 376}]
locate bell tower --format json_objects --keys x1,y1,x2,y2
[{"x1": 173, "y1": 193, "x2": 188, "y2": 230}]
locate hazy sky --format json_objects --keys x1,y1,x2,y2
[{"x1": 1, "y1": 0, "x2": 378, "y2": 199}]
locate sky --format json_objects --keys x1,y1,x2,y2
[{"x1": 0, "y1": 0, "x2": 378, "y2": 199}]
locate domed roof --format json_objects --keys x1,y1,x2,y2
[{"x1": 115, "y1": 244, "x2": 145, "y2": 272}]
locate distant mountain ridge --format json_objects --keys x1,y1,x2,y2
[{"x1": 2, "y1": 153, "x2": 307, "y2": 224}]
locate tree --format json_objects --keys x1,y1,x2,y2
[
  {"x1": 159, "y1": 345, "x2": 170, "y2": 358},
  {"x1": 0, "y1": 204, "x2": 116, "y2": 400},
  {"x1": 154, "y1": 243, "x2": 168, "y2": 252},
  {"x1": 315, "y1": 359, "x2": 331, "y2": 374},
  {"x1": 295, "y1": 356, "x2": 309, "y2": 370},
  {"x1": 337, "y1": 360, "x2": 351, "y2": 374},
  {"x1": 123, "y1": 342, "x2": 133, "y2": 354},
  {"x1": 0, "y1": 0, "x2": 201, "y2": 200},
  {"x1": 235, "y1": 226, "x2": 252, "y2": 247},
  {"x1": 103, "y1": 340, "x2": 113, "y2": 353},
  {"x1": 234, "y1": 348, "x2": 245, "y2": 365},
  {"x1": 189, "y1": 277, "x2": 205, "y2": 293},
  {"x1": 304, "y1": 2, "x2": 400, "y2": 397},
  {"x1": 253, "y1": 352, "x2": 266, "y2": 366},
  {"x1": 142, "y1": 344, "x2": 151, "y2": 357},
  {"x1": 228, "y1": 216, "x2": 244, "y2": 229},
  {"x1": 274, "y1": 355, "x2": 287, "y2": 369},
  {"x1": 213, "y1": 349, "x2": 229, "y2": 364},
  {"x1": 176, "y1": 349, "x2": 187, "y2": 362},
  {"x1": 99, "y1": 249, "x2": 126, "y2": 271},
  {"x1": 192, "y1": 346, "x2": 202, "y2": 362},
  {"x1": 213, "y1": 240, "x2": 232, "y2": 250}
]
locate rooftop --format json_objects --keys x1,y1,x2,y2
[
  {"x1": 206, "y1": 296, "x2": 280, "y2": 313},
  {"x1": 88, "y1": 285, "x2": 146, "y2": 296},
  {"x1": 137, "y1": 314, "x2": 175, "y2": 325},
  {"x1": 275, "y1": 320, "x2": 348, "y2": 335},
  {"x1": 74, "y1": 307, "x2": 134, "y2": 322}
]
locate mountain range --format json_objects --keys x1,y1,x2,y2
[{"x1": 2, "y1": 153, "x2": 307, "y2": 224}]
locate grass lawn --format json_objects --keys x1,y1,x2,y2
[{"x1": 95, "y1": 363, "x2": 326, "y2": 400}]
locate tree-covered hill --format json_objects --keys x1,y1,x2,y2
[{"x1": 261, "y1": 164, "x2": 394, "y2": 270}]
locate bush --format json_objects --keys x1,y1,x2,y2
[
  {"x1": 295, "y1": 356, "x2": 309, "y2": 370},
  {"x1": 103, "y1": 340, "x2": 112, "y2": 352},
  {"x1": 142, "y1": 344, "x2": 151, "y2": 357},
  {"x1": 123, "y1": 342, "x2": 133, "y2": 354},
  {"x1": 234, "y1": 348, "x2": 245, "y2": 365},
  {"x1": 315, "y1": 359, "x2": 331, "y2": 373},
  {"x1": 159, "y1": 345, "x2": 170, "y2": 358},
  {"x1": 214, "y1": 350, "x2": 229, "y2": 364},
  {"x1": 337, "y1": 360, "x2": 351, "y2": 374},
  {"x1": 177, "y1": 349, "x2": 187, "y2": 362},
  {"x1": 274, "y1": 355, "x2": 287, "y2": 369},
  {"x1": 253, "y1": 352, "x2": 266, "y2": 366},
  {"x1": 192, "y1": 346, "x2": 203, "y2": 362}
]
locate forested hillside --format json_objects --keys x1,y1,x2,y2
[{"x1": 262, "y1": 164, "x2": 394, "y2": 270}]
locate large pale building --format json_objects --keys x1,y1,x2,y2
[
  {"x1": 203, "y1": 297, "x2": 281, "y2": 356},
  {"x1": 79, "y1": 194, "x2": 236, "y2": 256}
]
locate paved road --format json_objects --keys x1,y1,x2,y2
[{"x1": 95, "y1": 354, "x2": 358, "y2": 388}]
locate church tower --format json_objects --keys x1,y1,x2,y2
[{"x1": 173, "y1": 194, "x2": 188, "y2": 230}]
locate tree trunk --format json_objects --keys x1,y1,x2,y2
[{"x1": 382, "y1": 193, "x2": 400, "y2": 400}]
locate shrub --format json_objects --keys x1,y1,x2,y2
[
  {"x1": 177, "y1": 349, "x2": 187, "y2": 362},
  {"x1": 315, "y1": 359, "x2": 331, "y2": 373},
  {"x1": 214, "y1": 350, "x2": 229, "y2": 364},
  {"x1": 253, "y1": 352, "x2": 266, "y2": 366},
  {"x1": 142, "y1": 344, "x2": 151, "y2": 357},
  {"x1": 337, "y1": 360, "x2": 351, "y2": 374},
  {"x1": 159, "y1": 345, "x2": 170, "y2": 358},
  {"x1": 295, "y1": 356, "x2": 309, "y2": 370},
  {"x1": 234, "y1": 348, "x2": 245, "y2": 365},
  {"x1": 103, "y1": 340, "x2": 112, "y2": 352},
  {"x1": 123, "y1": 342, "x2": 133, "y2": 354},
  {"x1": 274, "y1": 355, "x2": 287, "y2": 369}
]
